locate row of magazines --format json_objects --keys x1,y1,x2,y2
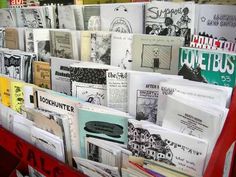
[
  {"x1": 0, "y1": 1, "x2": 236, "y2": 177},
  {"x1": 0, "y1": 52, "x2": 232, "y2": 177},
  {"x1": 0, "y1": 1, "x2": 236, "y2": 45}
]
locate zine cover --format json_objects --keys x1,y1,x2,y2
[
  {"x1": 0, "y1": 28, "x2": 4, "y2": 48},
  {"x1": 25, "y1": 28, "x2": 34, "y2": 53},
  {"x1": 70, "y1": 65, "x2": 107, "y2": 106},
  {"x1": 50, "y1": 30, "x2": 74, "y2": 59},
  {"x1": 58, "y1": 5, "x2": 76, "y2": 30},
  {"x1": 111, "y1": 33, "x2": 133, "y2": 70},
  {"x1": 15, "y1": 7, "x2": 46, "y2": 28},
  {"x1": 51, "y1": 57, "x2": 78, "y2": 95},
  {"x1": 100, "y1": 3, "x2": 144, "y2": 33},
  {"x1": 4, "y1": 28, "x2": 19, "y2": 49},
  {"x1": 34, "y1": 88, "x2": 81, "y2": 157},
  {"x1": 0, "y1": 9, "x2": 16, "y2": 27},
  {"x1": 22, "y1": 54, "x2": 35, "y2": 83},
  {"x1": 10, "y1": 81, "x2": 25, "y2": 114},
  {"x1": 178, "y1": 47, "x2": 236, "y2": 88},
  {"x1": 145, "y1": 1, "x2": 195, "y2": 45},
  {"x1": 90, "y1": 32, "x2": 111, "y2": 65},
  {"x1": 3, "y1": 53, "x2": 22, "y2": 80},
  {"x1": 196, "y1": 4, "x2": 236, "y2": 43},
  {"x1": 0, "y1": 76, "x2": 11, "y2": 107},
  {"x1": 132, "y1": 34, "x2": 184, "y2": 75},
  {"x1": 106, "y1": 70, "x2": 128, "y2": 113},
  {"x1": 80, "y1": 31, "x2": 92, "y2": 61},
  {"x1": 33, "y1": 61, "x2": 51, "y2": 89},
  {"x1": 78, "y1": 108, "x2": 128, "y2": 158},
  {"x1": 128, "y1": 120, "x2": 208, "y2": 176},
  {"x1": 83, "y1": 5, "x2": 100, "y2": 30},
  {"x1": 74, "y1": 5, "x2": 84, "y2": 30},
  {"x1": 33, "y1": 29, "x2": 51, "y2": 62}
]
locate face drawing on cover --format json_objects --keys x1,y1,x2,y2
[
  {"x1": 86, "y1": 94, "x2": 102, "y2": 105},
  {"x1": 110, "y1": 5, "x2": 132, "y2": 33},
  {"x1": 119, "y1": 49, "x2": 131, "y2": 69}
]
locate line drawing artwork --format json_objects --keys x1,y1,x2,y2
[
  {"x1": 141, "y1": 44, "x2": 172, "y2": 70},
  {"x1": 109, "y1": 5, "x2": 133, "y2": 33},
  {"x1": 128, "y1": 122, "x2": 175, "y2": 166},
  {"x1": 90, "y1": 33, "x2": 111, "y2": 65},
  {"x1": 136, "y1": 90, "x2": 158, "y2": 123},
  {"x1": 4, "y1": 54, "x2": 21, "y2": 80},
  {"x1": 20, "y1": 9, "x2": 44, "y2": 28},
  {"x1": 145, "y1": 6, "x2": 192, "y2": 45},
  {"x1": 118, "y1": 49, "x2": 132, "y2": 70}
]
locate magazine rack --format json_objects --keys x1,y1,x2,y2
[
  {"x1": 0, "y1": 127, "x2": 87, "y2": 177},
  {"x1": 0, "y1": 89, "x2": 236, "y2": 177}
]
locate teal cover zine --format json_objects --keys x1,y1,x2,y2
[{"x1": 78, "y1": 108, "x2": 128, "y2": 158}]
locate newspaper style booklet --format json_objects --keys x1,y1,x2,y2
[
  {"x1": 90, "y1": 31, "x2": 112, "y2": 65},
  {"x1": 83, "y1": 5, "x2": 100, "y2": 31},
  {"x1": 162, "y1": 94, "x2": 228, "y2": 167},
  {"x1": 106, "y1": 70, "x2": 128, "y2": 113},
  {"x1": 132, "y1": 34, "x2": 184, "y2": 75},
  {"x1": 196, "y1": 4, "x2": 236, "y2": 43},
  {"x1": 100, "y1": 2, "x2": 144, "y2": 34},
  {"x1": 57, "y1": 5, "x2": 76, "y2": 30},
  {"x1": 33, "y1": 88, "x2": 81, "y2": 157},
  {"x1": 77, "y1": 106, "x2": 129, "y2": 158},
  {"x1": 128, "y1": 71, "x2": 182, "y2": 123},
  {"x1": 70, "y1": 62, "x2": 118, "y2": 106},
  {"x1": 110, "y1": 32, "x2": 133, "y2": 70},
  {"x1": 128, "y1": 119, "x2": 208, "y2": 176},
  {"x1": 0, "y1": 8, "x2": 17, "y2": 27},
  {"x1": 74, "y1": 157, "x2": 121, "y2": 177},
  {"x1": 157, "y1": 80, "x2": 230, "y2": 126},
  {"x1": 145, "y1": 1, "x2": 195, "y2": 46},
  {"x1": 51, "y1": 57, "x2": 79, "y2": 95},
  {"x1": 178, "y1": 47, "x2": 236, "y2": 88},
  {"x1": 31, "y1": 126, "x2": 65, "y2": 162},
  {"x1": 33, "y1": 28, "x2": 51, "y2": 62}
]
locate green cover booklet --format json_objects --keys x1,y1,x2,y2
[{"x1": 178, "y1": 47, "x2": 236, "y2": 87}]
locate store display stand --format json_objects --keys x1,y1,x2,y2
[{"x1": 0, "y1": 89, "x2": 236, "y2": 177}]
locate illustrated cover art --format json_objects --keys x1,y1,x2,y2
[
  {"x1": 33, "y1": 61, "x2": 51, "y2": 89},
  {"x1": 22, "y1": 54, "x2": 35, "y2": 83},
  {"x1": 196, "y1": 4, "x2": 236, "y2": 43},
  {"x1": 0, "y1": 9, "x2": 16, "y2": 27},
  {"x1": 10, "y1": 81, "x2": 24, "y2": 114},
  {"x1": 128, "y1": 120, "x2": 208, "y2": 176},
  {"x1": 136, "y1": 90, "x2": 158, "y2": 123},
  {"x1": 111, "y1": 33, "x2": 133, "y2": 70},
  {"x1": 100, "y1": 3, "x2": 144, "y2": 33},
  {"x1": 50, "y1": 31, "x2": 73, "y2": 59},
  {"x1": 78, "y1": 108, "x2": 128, "y2": 158},
  {"x1": 132, "y1": 34, "x2": 184, "y2": 75},
  {"x1": 70, "y1": 66, "x2": 107, "y2": 105},
  {"x1": 178, "y1": 47, "x2": 236, "y2": 88},
  {"x1": 16, "y1": 7, "x2": 46, "y2": 28},
  {"x1": 90, "y1": 32, "x2": 111, "y2": 65},
  {"x1": 83, "y1": 5, "x2": 100, "y2": 31},
  {"x1": 145, "y1": 1, "x2": 195, "y2": 45},
  {"x1": 3, "y1": 53, "x2": 22, "y2": 80}
]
